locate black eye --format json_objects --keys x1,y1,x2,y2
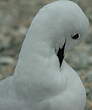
[{"x1": 72, "y1": 33, "x2": 80, "y2": 40}]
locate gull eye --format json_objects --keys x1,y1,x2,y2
[{"x1": 72, "y1": 33, "x2": 80, "y2": 40}]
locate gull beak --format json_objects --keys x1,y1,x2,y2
[{"x1": 57, "y1": 40, "x2": 66, "y2": 67}]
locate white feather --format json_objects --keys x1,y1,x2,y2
[{"x1": 0, "y1": 0, "x2": 89, "y2": 110}]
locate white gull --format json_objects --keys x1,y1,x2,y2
[{"x1": 0, "y1": 0, "x2": 89, "y2": 110}]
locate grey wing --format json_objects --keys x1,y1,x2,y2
[{"x1": 0, "y1": 76, "x2": 30, "y2": 110}]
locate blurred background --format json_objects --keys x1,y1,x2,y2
[{"x1": 0, "y1": 0, "x2": 92, "y2": 110}]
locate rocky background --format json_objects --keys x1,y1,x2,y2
[{"x1": 0, "y1": 0, "x2": 92, "y2": 110}]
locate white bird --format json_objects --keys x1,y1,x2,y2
[{"x1": 0, "y1": 0, "x2": 89, "y2": 110}]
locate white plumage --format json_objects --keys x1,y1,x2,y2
[{"x1": 0, "y1": 0, "x2": 89, "y2": 110}]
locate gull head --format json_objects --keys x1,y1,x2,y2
[
  {"x1": 14, "y1": 2, "x2": 89, "y2": 106},
  {"x1": 29, "y1": 0, "x2": 89, "y2": 67}
]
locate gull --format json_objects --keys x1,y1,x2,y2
[{"x1": 0, "y1": 0, "x2": 89, "y2": 110}]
